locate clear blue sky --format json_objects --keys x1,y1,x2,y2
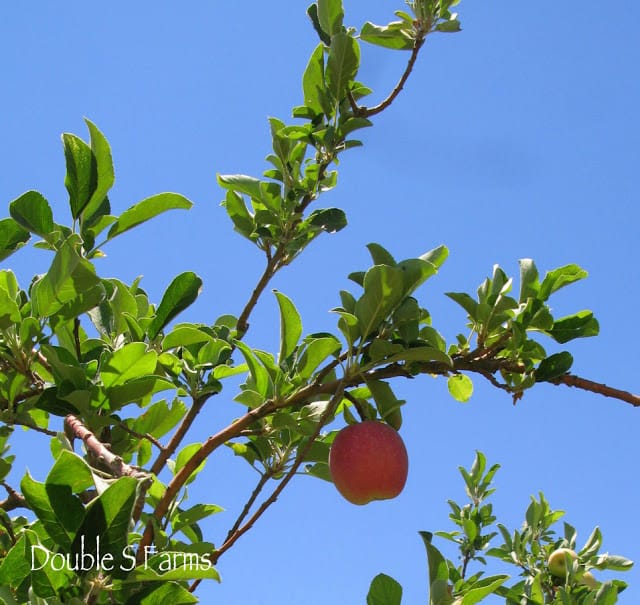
[{"x1": 1, "y1": 2, "x2": 639, "y2": 603}]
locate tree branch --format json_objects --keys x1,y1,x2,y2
[
  {"x1": 350, "y1": 37, "x2": 426, "y2": 119},
  {"x1": 65, "y1": 415, "x2": 150, "y2": 480},
  {"x1": 549, "y1": 374, "x2": 640, "y2": 407}
]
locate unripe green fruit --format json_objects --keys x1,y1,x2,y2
[
  {"x1": 328, "y1": 421, "x2": 408, "y2": 505},
  {"x1": 580, "y1": 571, "x2": 598, "y2": 589},
  {"x1": 548, "y1": 548, "x2": 578, "y2": 578}
]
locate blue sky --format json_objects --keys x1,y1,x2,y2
[{"x1": 1, "y1": 1, "x2": 639, "y2": 603}]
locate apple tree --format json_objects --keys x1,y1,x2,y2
[{"x1": 0, "y1": 1, "x2": 635, "y2": 603}]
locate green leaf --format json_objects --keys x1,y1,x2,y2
[
  {"x1": 71, "y1": 476, "x2": 139, "y2": 576},
  {"x1": 420, "y1": 532, "x2": 451, "y2": 605},
  {"x1": 0, "y1": 287, "x2": 21, "y2": 329},
  {"x1": 303, "y1": 43, "x2": 327, "y2": 115},
  {"x1": 296, "y1": 336, "x2": 341, "y2": 379},
  {"x1": 317, "y1": 0, "x2": 344, "y2": 37},
  {"x1": 107, "y1": 192, "x2": 193, "y2": 240},
  {"x1": 539, "y1": 264, "x2": 588, "y2": 301},
  {"x1": 46, "y1": 450, "x2": 94, "y2": 493},
  {"x1": 82, "y1": 118, "x2": 115, "y2": 226},
  {"x1": 123, "y1": 558, "x2": 220, "y2": 584},
  {"x1": 366, "y1": 380, "x2": 404, "y2": 429},
  {"x1": 367, "y1": 573, "x2": 403, "y2": 605},
  {"x1": 234, "y1": 340, "x2": 273, "y2": 400},
  {"x1": 30, "y1": 235, "x2": 100, "y2": 317},
  {"x1": 546, "y1": 311, "x2": 599, "y2": 343},
  {"x1": 21, "y1": 473, "x2": 81, "y2": 550},
  {"x1": 222, "y1": 190, "x2": 254, "y2": 240},
  {"x1": 25, "y1": 530, "x2": 76, "y2": 599},
  {"x1": 326, "y1": 32, "x2": 360, "y2": 101},
  {"x1": 535, "y1": 352, "x2": 573, "y2": 381},
  {"x1": 460, "y1": 575, "x2": 509, "y2": 605},
  {"x1": 519, "y1": 258, "x2": 539, "y2": 302},
  {"x1": 307, "y1": 207, "x2": 347, "y2": 233},
  {"x1": 0, "y1": 217, "x2": 30, "y2": 260},
  {"x1": 385, "y1": 347, "x2": 452, "y2": 368},
  {"x1": 172, "y1": 503, "x2": 224, "y2": 534},
  {"x1": 446, "y1": 292, "x2": 478, "y2": 319},
  {"x1": 148, "y1": 272, "x2": 203, "y2": 339},
  {"x1": 101, "y1": 342, "x2": 158, "y2": 388},
  {"x1": 448, "y1": 374, "x2": 473, "y2": 402},
  {"x1": 9, "y1": 191, "x2": 54, "y2": 241},
  {"x1": 306, "y1": 3, "x2": 332, "y2": 45},
  {"x1": 361, "y1": 22, "x2": 415, "y2": 50},
  {"x1": 367, "y1": 243, "x2": 396, "y2": 266},
  {"x1": 274, "y1": 291, "x2": 302, "y2": 362},
  {"x1": 354, "y1": 265, "x2": 404, "y2": 338},
  {"x1": 175, "y1": 443, "x2": 206, "y2": 485},
  {"x1": 0, "y1": 534, "x2": 31, "y2": 590},
  {"x1": 63, "y1": 132, "x2": 97, "y2": 219}
]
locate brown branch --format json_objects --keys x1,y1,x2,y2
[
  {"x1": 0, "y1": 482, "x2": 27, "y2": 512},
  {"x1": 351, "y1": 37, "x2": 426, "y2": 119},
  {"x1": 64, "y1": 415, "x2": 150, "y2": 480},
  {"x1": 136, "y1": 400, "x2": 278, "y2": 562},
  {"x1": 200, "y1": 386, "x2": 344, "y2": 578},
  {"x1": 549, "y1": 374, "x2": 640, "y2": 407}
]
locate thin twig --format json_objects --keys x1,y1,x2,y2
[
  {"x1": 351, "y1": 37, "x2": 426, "y2": 119},
  {"x1": 116, "y1": 422, "x2": 165, "y2": 452},
  {"x1": 0, "y1": 482, "x2": 27, "y2": 513}
]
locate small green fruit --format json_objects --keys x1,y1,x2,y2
[
  {"x1": 548, "y1": 548, "x2": 578, "y2": 578},
  {"x1": 328, "y1": 421, "x2": 408, "y2": 505},
  {"x1": 580, "y1": 571, "x2": 598, "y2": 589}
]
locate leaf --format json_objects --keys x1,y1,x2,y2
[
  {"x1": 519, "y1": 258, "x2": 539, "y2": 302},
  {"x1": 234, "y1": 340, "x2": 273, "y2": 400},
  {"x1": 175, "y1": 443, "x2": 206, "y2": 485},
  {"x1": 535, "y1": 352, "x2": 573, "y2": 382},
  {"x1": 460, "y1": 575, "x2": 509, "y2": 605},
  {"x1": 354, "y1": 265, "x2": 404, "y2": 338},
  {"x1": 71, "y1": 476, "x2": 139, "y2": 577},
  {"x1": 539, "y1": 264, "x2": 588, "y2": 301},
  {"x1": 274, "y1": 291, "x2": 302, "y2": 362},
  {"x1": 448, "y1": 374, "x2": 473, "y2": 402},
  {"x1": 446, "y1": 292, "x2": 479, "y2": 320},
  {"x1": 30, "y1": 235, "x2": 100, "y2": 317},
  {"x1": 385, "y1": 347, "x2": 453, "y2": 368},
  {"x1": 82, "y1": 118, "x2": 115, "y2": 226},
  {"x1": 0, "y1": 287, "x2": 21, "y2": 329},
  {"x1": 101, "y1": 342, "x2": 158, "y2": 388},
  {"x1": 122, "y1": 558, "x2": 220, "y2": 584},
  {"x1": 546, "y1": 311, "x2": 599, "y2": 344},
  {"x1": 420, "y1": 532, "x2": 451, "y2": 605},
  {"x1": 307, "y1": 207, "x2": 347, "y2": 233},
  {"x1": 107, "y1": 192, "x2": 193, "y2": 240},
  {"x1": 63, "y1": 132, "x2": 97, "y2": 219},
  {"x1": 46, "y1": 450, "x2": 94, "y2": 493},
  {"x1": 9, "y1": 191, "x2": 54, "y2": 241},
  {"x1": 296, "y1": 336, "x2": 341, "y2": 379},
  {"x1": 172, "y1": 504, "x2": 224, "y2": 534},
  {"x1": 222, "y1": 190, "x2": 254, "y2": 240},
  {"x1": 21, "y1": 473, "x2": 80, "y2": 550},
  {"x1": 367, "y1": 573, "x2": 403, "y2": 605},
  {"x1": 0, "y1": 217, "x2": 30, "y2": 260},
  {"x1": 361, "y1": 22, "x2": 415, "y2": 50},
  {"x1": 367, "y1": 242, "x2": 396, "y2": 266},
  {"x1": 306, "y1": 3, "x2": 332, "y2": 45},
  {"x1": 326, "y1": 32, "x2": 360, "y2": 101},
  {"x1": 148, "y1": 272, "x2": 203, "y2": 339},
  {"x1": 303, "y1": 43, "x2": 327, "y2": 115},
  {"x1": 317, "y1": 0, "x2": 344, "y2": 37}
]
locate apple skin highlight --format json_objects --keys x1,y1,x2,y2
[{"x1": 329, "y1": 421, "x2": 409, "y2": 505}]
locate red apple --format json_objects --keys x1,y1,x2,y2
[{"x1": 328, "y1": 420, "x2": 408, "y2": 505}]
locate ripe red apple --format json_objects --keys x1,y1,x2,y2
[
  {"x1": 328, "y1": 420, "x2": 408, "y2": 505},
  {"x1": 548, "y1": 548, "x2": 578, "y2": 578}
]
